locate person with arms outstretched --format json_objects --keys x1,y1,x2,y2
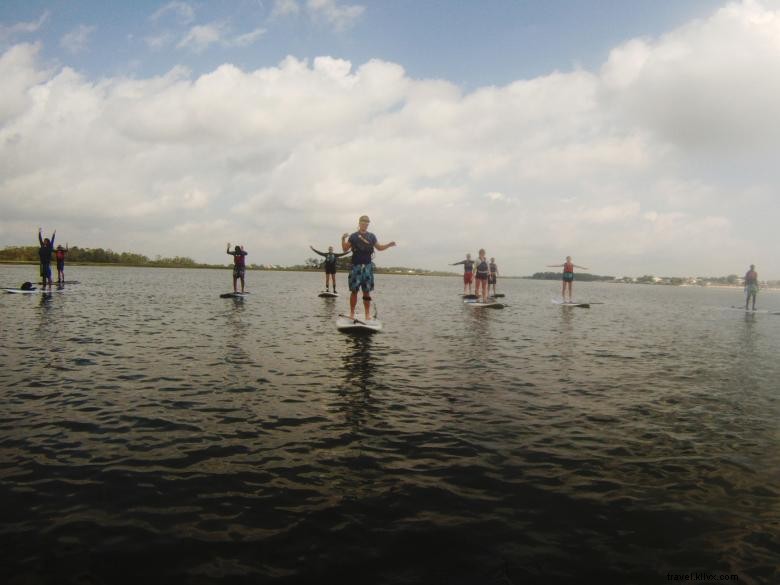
[
  {"x1": 452, "y1": 253, "x2": 475, "y2": 295},
  {"x1": 310, "y1": 245, "x2": 349, "y2": 293},
  {"x1": 341, "y1": 215, "x2": 396, "y2": 321},
  {"x1": 38, "y1": 228, "x2": 56, "y2": 289},
  {"x1": 226, "y1": 243, "x2": 248, "y2": 293},
  {"x1": 744, "y1": 264, "x2": 759, "y2": 311},
  {"x1": 547, "y1": 256, "x2": 588, "y2": 303}
]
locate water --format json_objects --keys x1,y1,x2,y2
[{"x1": 1, "y1": 265, "x2": 778, "y2": 585}]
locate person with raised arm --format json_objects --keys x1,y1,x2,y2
[
  {"x1": 38, "y1": 228, "x2": 56, "y2": 289},
  {"x1": 226, "y1": 243, "x2": 248, "y2": 293},
  {"x1": 547, "y1": 256, "x2": 588, "y2": 303},
  {"x1": 310, "y1": 245, "x2": 349, "y2": 294},
  {"x1": 341, "y1": 215, "x2": 396, "y2": 321},
  {"x1": 451, "y1": 253, "x2": 475, "y2": 296}
]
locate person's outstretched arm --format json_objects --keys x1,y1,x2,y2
[
  {"x1": 375, "y1": 241, "x2": 396, "y2": 252},
  {"x1": 310, "y1": 246, "x2": 327, "y2": 257}
]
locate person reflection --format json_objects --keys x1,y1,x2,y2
[{"x1": 339, "y1": 334, "x2": 378, "y2": 432}]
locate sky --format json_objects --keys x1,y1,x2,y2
[{"x1": 1, "y1": 0, "x2": 778, "y2": 278}]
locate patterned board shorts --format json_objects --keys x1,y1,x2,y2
[
  {"x1": 562, "y1": 272, "x2": 574, "y2": 282},
  {"x1": 348, "y1": 263, "x2": 374, "y2": 293},
  {"x1": 233, "y1": 265, "x2": 245, "y2": 279}
]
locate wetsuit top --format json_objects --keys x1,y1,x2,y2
[
  {"x1": 453, "y1": 259, "x2": 475, "y2": 273},
  {"x1": 745, "y1": 270, "x2": 758, "y2": 285},
  {"x1": 228, "y1": 250, "x2": 247, "y2": 267},
  {"x1": 476, "y1": 259, "x2": 490, "y2": 277},
  {"x1": 563, "y1": 261, "x2": 574, "y2": 274},
  {"x1": 38, "y1": 233, "x2": 55, "y2": 265},
  {"x1": 489, "y1": 262, "x2": 497, "y2": 274},
  {"x1": 55, "y1": 248, "x2": 66, "y2": 262},
  {"x1": 348, "y1": 231, "x2": 377, "y2": 265}
]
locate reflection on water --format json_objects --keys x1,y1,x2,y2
[{"x1": 338, "y1": 334, "x2": 378, "y2": 433}]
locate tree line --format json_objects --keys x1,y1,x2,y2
[{"x1": 0, "y1": 245, "x2": 208, "y2": 267}]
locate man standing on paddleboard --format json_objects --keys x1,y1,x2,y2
[
  {"x1": 38, "y1": 227, "x2": 56, "y2": 290},
  {"x1": 341, "y1": 215, "x2": 396, "y2": 321},
  {"x1": 226, "y1": 243, "x2": 248, "y2": 294}
]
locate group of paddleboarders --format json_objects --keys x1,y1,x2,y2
[
  {"x1": 19, "y1": 224, "x2": 766, "y2": 314},
  {"x1": 452, "y1": 251, "x2": 499, "y2": 303}
]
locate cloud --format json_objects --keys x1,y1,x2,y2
[
  {"x1": 176, "y1": 23, "x2": 266, "y2": 52},
  {"x1": 150, "y1": 2, "x2": 195, "y2": 25},
  {"x1": 60, "y1": 24, "x2": 96, "y2": 54},
  {"x1": 271, "y1": 0, "x2": 365, "y2": 32},
  {"x1": 307, "y1": 0, "x2": 365, "y2": 31},
  {"x1": 0, "y1": 11, "x2": 50, "y2": 44},
  {"x1": 1, "y1": 1, "x2": 779, "y2": 277},
  {"x1": 226, "y1": 27, "x2": 266, "y2": 48},
  {"x1": 177, "y1": 22, "x2": 227, "y2": 53},
  {"x1": 272, "y1": 0, "x2": 301, "y2": 18},
  {"x1": 601, "y1": 0, "x2": 780, "y2": 152}
]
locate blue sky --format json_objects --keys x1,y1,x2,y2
[
  {"x1": 1, "y1": 1, "x2": 778, "y2": 278},
  {"x1": 2, "y1": 1, "x2": 724, "y2": 85}
]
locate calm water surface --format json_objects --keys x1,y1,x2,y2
[{"x1": 1, "y1": 265, "x2": 778, "y2": 584}]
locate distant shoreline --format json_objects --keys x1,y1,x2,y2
[{"x1": 2, "y1": 262, "x2": 777, "y2": 287}]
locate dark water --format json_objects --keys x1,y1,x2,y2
[{"x1": 1, "y1": 265, "x2": 778, "y2": 585}]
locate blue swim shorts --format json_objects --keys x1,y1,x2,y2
[{"x1": 348, "y1": 263, "x2": 374, "y2": 293}]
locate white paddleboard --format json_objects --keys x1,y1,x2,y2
[
  {"x1": 4, "y1": 287, "x2": 61, "y2": 294},
  {"x1": 464, "y1": 299, "x2": 505, "y2": 308},
  {"x1": 727, "y1": 305, "x2": 779, "y2": 315},
  {"x1": 220, "y1": 292, "x2": 249, "y2": 298},
  {"x1": 318, "y1": 291, "x2": 339, "y2": 298},
  {"x1": 552, "y1": 299, "x2": 590, "y2": 308},
  {"x1": 336, "y1": 314, "x2": 383, "y2": 332}
]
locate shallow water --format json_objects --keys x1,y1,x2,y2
[{"x1": 1, "y1": 265, "x2": 778, "y2": 584}]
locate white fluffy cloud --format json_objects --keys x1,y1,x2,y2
[{"x1": 1, "y1": 1, "x2": 779, "y2": 277}]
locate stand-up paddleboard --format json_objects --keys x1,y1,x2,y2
[
  {"x1": 464, "y1": 299, "x2": 505, "y2": 309},
  {"x1": 4, "y1": 287, "x2": 62, "y2": 294},
  {"x1": 552, "y1": 299, "x2": 590, "y2": 308},
  {"x1": 336, "y1": 314, "x2": 383, "y2": 332},
  {"x1": 220, "y1": 292, "x2": 249, "y2": 299},
  {"x1": 318, "y1": 291, "x2": 339, "y2": 298},
  {"x1": 728, "y1": 305, "x2": 779, "y2": 315}
]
